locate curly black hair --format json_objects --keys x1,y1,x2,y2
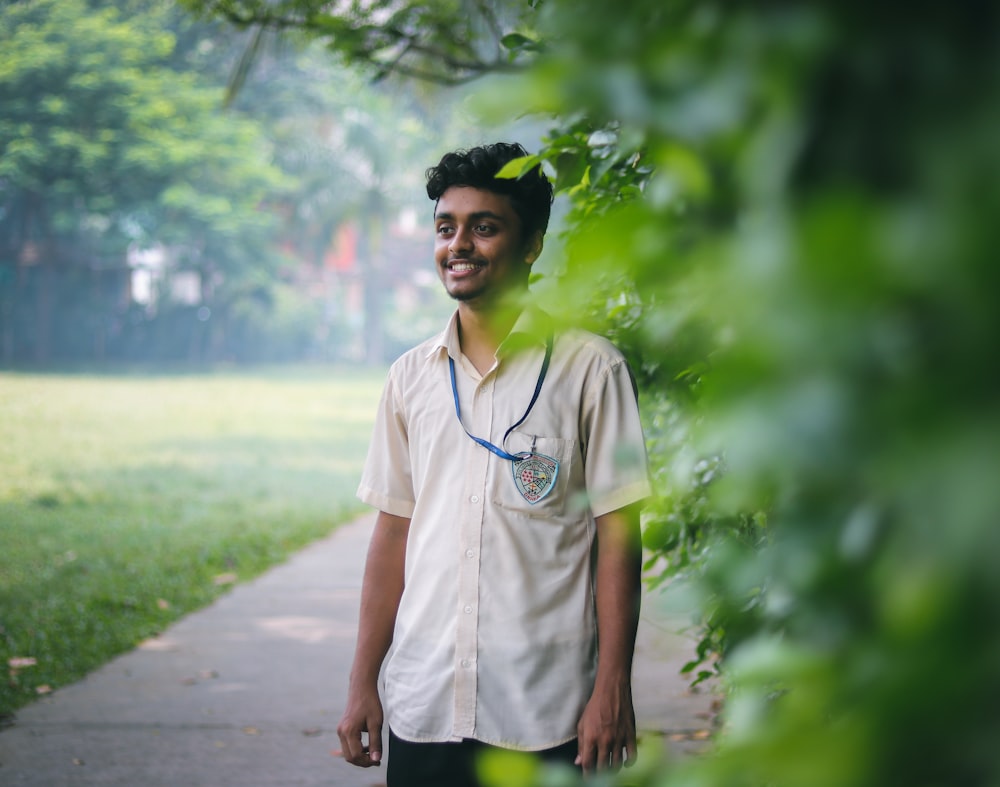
[{"x1": 425, "y1": 143, "x2": 554, "y2": 242}]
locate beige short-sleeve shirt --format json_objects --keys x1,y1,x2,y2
[{"x1": 357, "y1": 307, "x2": 650, "y2": 750}]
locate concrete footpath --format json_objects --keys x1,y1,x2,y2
[{"x1": 0, "y1": 514, "x2": 715, "y2": 786}]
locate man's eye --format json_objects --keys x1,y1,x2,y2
[
  {"x1": 437, "y1": 226, "x2": 454, "y2": 235},
  {"x1": 475, "y1": 224, "x2": 495, "y2": 234}
]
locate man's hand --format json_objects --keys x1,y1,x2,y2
[
  {"x1": 336, "y1": 685, "x2": 385, "y2": 767},
  {"x1": 575, "y1": 679, "x2": 637, "y2": 775}
]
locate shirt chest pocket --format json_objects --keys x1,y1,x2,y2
[{"x1": 491, "y1": 433, "x2": 584, "y2": 520}]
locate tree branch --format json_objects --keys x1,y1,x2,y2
[{"x1": 197, "y1": 0, "x2": 526, "y2": 89}]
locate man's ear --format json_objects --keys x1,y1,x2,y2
[{"x1": 524, "y1": 232, "x2": 544, "y2": 265}]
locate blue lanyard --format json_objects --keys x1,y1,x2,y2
[{"x1": 449, "y1": 333, "x2": 554, "y2": 462}]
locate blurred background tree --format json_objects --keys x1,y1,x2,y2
[
  {"x1": 0, "y1": 0, "x2": 466, "y2": 366},
  {"x1": 182, "y1": 0, "x2": 1000, "y2": 785},
  {"x1": 0, "y1": 0, "x2": 289, "y2": 363}
]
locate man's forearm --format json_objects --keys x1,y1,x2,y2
[
  {"x1": 594, "y1": 504, "x2": 642, "y2": 683},
  {"x1": 576, "y1": 503, "x2": 643, "y2": 773},
  {"x1": 350, "y1": 511, "x2": 409, "y2": 686}
]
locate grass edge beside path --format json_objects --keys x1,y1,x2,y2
[{"x1": 0, "y1": 368, "x2": 384, "y2": 719}]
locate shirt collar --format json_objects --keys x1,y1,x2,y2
[
  {"x1": 427, "y1": 309, "x2": 462, "y2": 360},
  {"x1": 426, "y1": 306, "x2": 553, "y2": 361},
  {"x1": 498, "y1": 306, "x2": 553, "y2": 358}
]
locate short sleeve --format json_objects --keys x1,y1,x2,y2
[
  {"x1": 356, "y1": 367, "x2": 417, "y2": 518},
  {"x1": 582, "y1": 359, "x2": 651, "y2": 517}
]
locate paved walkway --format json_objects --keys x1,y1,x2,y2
[{"x1": 0, "y1": 514, "x2": 715, "y2": 786}]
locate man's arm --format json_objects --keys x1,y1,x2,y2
[
  {"x1": 575, "y1": 502, "x2": 643, "y2": 775},
  {"x1": 336, "y1": 510, "x2": 410, "y2": 768}
]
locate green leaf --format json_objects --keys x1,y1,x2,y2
[
  {"x1": 500, "y1": 32, "x2": 537, "y2": 52},
  {"x1": 475, "y1": 748, "x2": 539, "y2": 787},
  {"x1": 495, "y1": 155, "x2": 540, "y2": 180}
]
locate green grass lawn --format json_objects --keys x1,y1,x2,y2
[{"x1": 0, "y1": 367, "x2": 385, "y2": 718}]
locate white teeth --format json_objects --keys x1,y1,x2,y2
[{"x1": 450, "y1": 263, "x2": 481, "y2": 272}]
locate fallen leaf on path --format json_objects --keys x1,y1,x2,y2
[
  {"x1": 72, "y1": 758, "x2": 85, "y2": 766},
  {"x1": 199, "y1": 670, "x2": 219, "y2": 680},
  {"x1": 139, "y1": 636, "x2": 178, "y2": 652},
  {"x1": 214, "y1": 572, "x2": 238, "y2": 586},
  {"x1": 669, "y1": 730, "x2": 712, "y2": 741},
  {"x1": 302, "y1": 727, "x2": 322, "y2": 737},
  {"x1": 242, "y1": 726, "x2": 260, "y2": 736},
  {"x1": 36, "y1": 684, "x2": 52, "y2": 695}
]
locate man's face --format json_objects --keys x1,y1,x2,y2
[{"x1": 433, "y1": 186, "x2": 539, "y2": 306}]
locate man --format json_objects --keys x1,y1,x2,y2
[{"x1": 337, "y1": 142, "x2": 650, "y2": 786}]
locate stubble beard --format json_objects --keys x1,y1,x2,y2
[
  {"x1": 442, "y1": 267, "x2": 530, "y2": 307},
  {"x1": 448, "y1": 284, "x2": 489, "y2": 303}
]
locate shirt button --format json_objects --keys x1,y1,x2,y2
[
  {"x1": 460, "y1": 659, "x2": 471, "y2": 668},
  {"x1": 470, "y1": 495, "x2": 480, "y2": 503},
  {"x1": 465, "y1": 549, "x2": 475, "y2": 558},
  {"x1": 464, "y1": 605, "x2": 473, "y2": 614}
]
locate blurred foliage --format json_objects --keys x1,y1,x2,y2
[
  {"x1": 0, "y1": 0, "x2": 461, "y2": 365},
  {"x1": 0, "y1": 0, "x2": 288, "y2": 362},
  {"x1": 103, "y1": 0, "x2": 1000, "y2": 784},
  {"x1": 179, "y1": 0, "x2": 532, "y2": 84},
  {"x1": 517, "y1": 3, "x2": 1000, "y2": 784},
  {"x1": 0, "y1": 2, "x2": 286, "y2": 262}
]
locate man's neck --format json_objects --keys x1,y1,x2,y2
[{"x1": 456, "y1": 299, "x2": 523, "y2": 376}]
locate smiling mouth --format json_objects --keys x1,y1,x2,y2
[{"x1": 448, "y1": 261, "x2": 484, "y2": 272}]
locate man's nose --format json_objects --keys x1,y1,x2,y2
[{"x1": 449, "y1": 226, "x2": 474, "y2": 254}]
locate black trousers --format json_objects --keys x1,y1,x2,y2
[{"x1": 386, "y1": 728, "x2": 579, "y2": 787}]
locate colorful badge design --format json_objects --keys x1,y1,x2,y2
[{"x1": 512, "y1": 453, "x2": 559, "y2": 504}]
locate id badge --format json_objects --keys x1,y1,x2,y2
[{"x1": 511, "y1": 452, "x2": 559, "y2": 504}]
